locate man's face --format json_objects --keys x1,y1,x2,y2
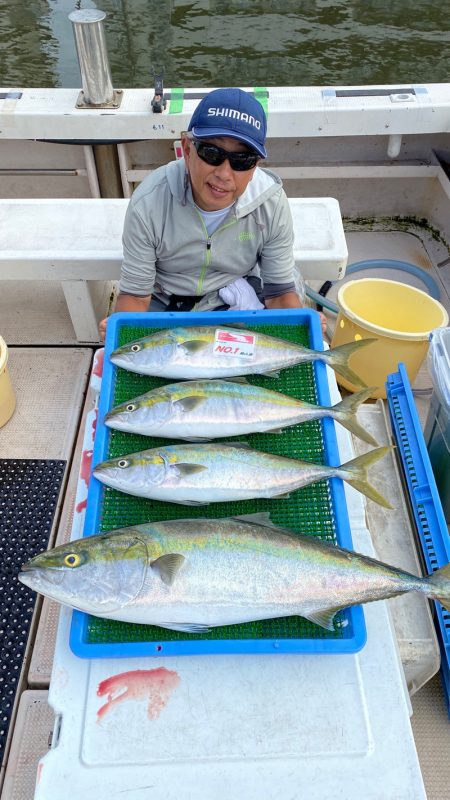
[{"x1": 181, "y1": 135, "x2": 259, "y2": 212}]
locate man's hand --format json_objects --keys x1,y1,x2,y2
[
  {"x1": 318, "y1": 312, "x2": 328, "y2": 336},
  {"x1": 99, "y1": 317, "x2": 108, "y2": 342},
  {"x1": 264, "y1": 291, "x2": 302, "y2": 311},
  {"x1": 265, "y1": 292, "x2": 328, "y2": 336},
  {"x1": 98, "y1": 293, "x2": 152, "y2": 343}
]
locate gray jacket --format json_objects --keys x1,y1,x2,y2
[{"x1": 119, "y1": 158, "x2": 296, "y2": 311}]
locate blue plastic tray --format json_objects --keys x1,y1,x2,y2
[
  {"x1": 386, "y1": 363, "x2": 450, "y2": 716},
  {"x1": 70, "y1": 308, "x2": 366, "y2": 658}
]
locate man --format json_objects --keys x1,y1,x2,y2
[{"x1": 99, "y1": 87, "x2": 324, "y2": 340}]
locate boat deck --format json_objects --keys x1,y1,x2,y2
[{"x1": 1, "y1": 227, "x2": 450, "y2": 799}]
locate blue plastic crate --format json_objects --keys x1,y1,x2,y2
[
  {"x1": 70, "y1": 308, "x2": 366, "y2": 658},
  {"x1": 386, "y1": 362, "x2": 450, "y2": 716}
]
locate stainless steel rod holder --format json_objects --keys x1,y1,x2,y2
[{"x1": 69, "y1": 9, "x2": 115, "y2": 107}]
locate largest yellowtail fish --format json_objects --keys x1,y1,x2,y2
[
  {"x1": 93, "y1": 443, "x2": 392, "y2": 507},
  {"x1": 19, "y1": 515, "x2": 450, "y2": 632},
  {"x1": 109, "y1": 325, "x2": 373, "y2": 386}
]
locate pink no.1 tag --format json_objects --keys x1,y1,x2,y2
[{"x1": 213, "y1": 329, "x2": 256, "y2": 358}]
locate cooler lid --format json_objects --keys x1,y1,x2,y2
[{"x1": 428, "y1": 326, "x2": 450, "y2": 406}]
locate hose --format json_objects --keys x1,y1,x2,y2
[
  {"x1": 306, "y1": 285, "x2": 339, "y2": 313},
  {"x1": 307, "y1": 258, "x2": 442, "y2": 315}
]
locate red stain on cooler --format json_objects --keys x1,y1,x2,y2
[
  {"x1": 96, "y1": 668, "x2": 180, "y2": 721},
  {"x1": 79, "y1": 449, "x2": 92, "y2": 488},
  {"x1": 93, "y1": 349, "x2": 104, "y2": 377},
  {"x1": 76, "y1": 498, "x2": 87, "y2": 514},
  {"x1": 36, "y1": 762, "x2": 44, "y2": 784}
]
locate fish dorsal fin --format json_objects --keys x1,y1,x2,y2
[
  {"x1": 151, "y1": 553, "x2": 186, "y2": 586},
  {"x1": 303, "y1": 608, "x2": 342, "y2": 631},
  {"x1": 222, "y1": 376, "x2": 249, "y2": 384},
  {"x1": 230, "y1": 512, "x2": 277, "y2": 527},
  {"x1": 221, "y1": 442, "x2": 251, "y2": 449},
  {"x1": 229, "y1": 514, "x2": 307, "y2": 541},
  {"x1": 180, "y1": 437, "x2": 212, "y2": 442},
  {"x1": 180, "y1": 340, "x2": 209, "y2": 354},
  {"x1": 173, "y1": 396, "x2": 207, "y2": 412}
]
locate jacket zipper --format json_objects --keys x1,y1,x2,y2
[{"x1": 195, "y1": 216, "x2": 237, "y2": 297}]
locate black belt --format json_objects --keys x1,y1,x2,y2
[
  {"x1": 165, "y1": 294, "x2": 204, "y2": 312},
  {"x1": 165, "y1": 294, "x2": 230, "y2": 312}
]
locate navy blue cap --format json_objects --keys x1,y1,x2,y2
[{"x1": 188, "y1": 88, "x2": 267, "y2": 158}]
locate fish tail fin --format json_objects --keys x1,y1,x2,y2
[
  {"x1": 425, "y1": 562, "x2": 450, "y2": 611},
  {"x1": 330, "y1": 387, "x2": 379, "y2": 446},
  {"x1": 323, "y1": 339, "x2": 377, "y2": 388},
  {"x1": 339, "y1": 446, "x2": 393, "y2": 508}
]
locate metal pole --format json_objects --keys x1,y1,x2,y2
[{"x1": 69, "y1": 9, "x2": 115, "y2": 106}]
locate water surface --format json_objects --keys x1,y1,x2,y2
[{"x1": 1, "y1": 1, "x2": 450, "y2": 88}]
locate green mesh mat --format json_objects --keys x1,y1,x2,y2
[{"x1": 87, "y1": 322, "x2": 347, "y2": 645}]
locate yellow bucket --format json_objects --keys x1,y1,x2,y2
[
  {"x1": 330, "y1": 278, "x2": 449, "y2": 399},
  {"x1": 0, "y1": 336, "x2": 16, "y2": 427}
]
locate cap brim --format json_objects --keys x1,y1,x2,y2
[{"x1": 190, "y1": 126, "x2": 267, "y2": 159}]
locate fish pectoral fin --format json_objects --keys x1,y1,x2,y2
[
  {"x1": 151, "y1": 553, "x2": 186, "y2": 586},
  {"x1": 176, "y1": 463, "x2": 209, "y2": 476},
  {"x1": 303, "y1": 607, "x2": 342, "y2": 631},
  {"x1": 160, "y1": 621, "x2": 211, "y2": 633},
  {"x1": 180, "y1": 340, "x2": 209, "y2": 355},
  {"x1": 174, "y1": 396, "x2": 207, "y2": 413}
]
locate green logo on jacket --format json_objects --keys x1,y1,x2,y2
[{"x1": 238, "y1": 232, "x2": 255, "y2": 242}]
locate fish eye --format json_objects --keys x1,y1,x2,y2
[
  {"x1": 126, "y1": 404, "x2": 136, "y2": 412},
  {"x1": 117, "y1": 459, "x2": 129, "y2": 468},
  {"x1": 131, "y1": 344, "x2": 141, "y2": 352},
  {"x1": 64, "y1": 553, "x2": 81, "y2": 568}
]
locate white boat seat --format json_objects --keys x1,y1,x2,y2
[{"x1": 0, "y1": 197, "x2": 347, "y2": 343}]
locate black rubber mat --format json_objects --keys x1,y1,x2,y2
[{"x1": 0, "y1": 459, "x2": 65, "y2": 762}]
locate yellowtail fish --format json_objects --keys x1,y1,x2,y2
[
  {"x1": 93, "y1": 443, "x2": 392, "y2": 507},
  {"x1": 104, "y1": 380, "x2": 379, "y2": 446},
  {"x1": 109, "y1": 325, "x2": 374, "y2": 386},
  {"x1": 19, "y1": 514, "x2": 450, "y2": 632}
]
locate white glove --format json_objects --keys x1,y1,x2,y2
[{"x1": 219, "y1": 277, "x2": 265, "y2": 311}]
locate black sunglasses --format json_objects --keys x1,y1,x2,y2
[{"x1": 191, "y1": 139, "x2": 259, "y2": 171}]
